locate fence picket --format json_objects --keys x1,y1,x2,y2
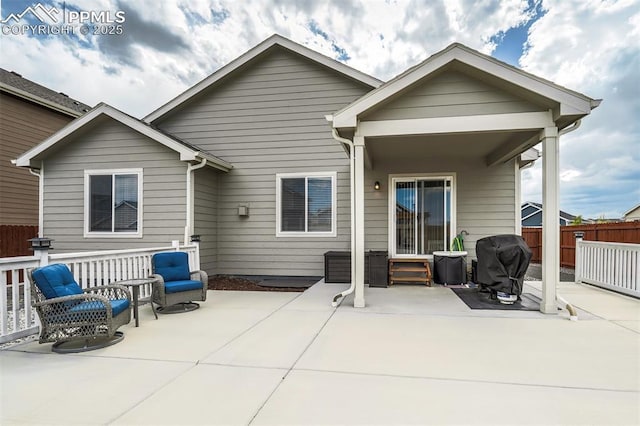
[
  {"x1": 1, "y1": 244, "x2": 199, "y2": 343},
  {"x1": 575, "y1": 241, "x2": 640, "y2": 298},
  {"x1": 523, "y1": 222, "x2": 640, "y2": 267}
]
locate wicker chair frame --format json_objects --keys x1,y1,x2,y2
[
  {"x1": 151, "y1": 270, "x2": 208, "y2": 313},
  {"x1": 28, "y1": 269, "x2": 132, "y2": 353}
]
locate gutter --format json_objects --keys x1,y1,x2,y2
[
  {"x1": 326, "y1": 116, "x2": 356, "y2": 307},
  {"x1": 185, "y1": 158, "x2": 207, "y2": 243}
]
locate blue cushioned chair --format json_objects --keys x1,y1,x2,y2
[
  {"x1": 28, "y1": 264, "x2": 132, "y2": 353},
  {"x1": 151, "y1": 252, "x2": 207, "y2": 313}
]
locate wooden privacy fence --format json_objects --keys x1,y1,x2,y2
[
  {"x1": 522, "y1": 221, "x2": 640, "y2": 267},
  {"x1": 0, "y1": 225, "x2": 38, "y2": 258}
]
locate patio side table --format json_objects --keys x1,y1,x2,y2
[{"x1": 116, "y1": 278, "x2": 158, "y2": 327}]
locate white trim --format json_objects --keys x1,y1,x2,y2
[
  {"x1": 356, "y1": 111, "x2": 554, "y2": 137},
  {"x1": 623, "y1": 203, "x2": 640, "y2": 217},
  {"x1": 387, "y1": 173, "x2": 457, "y2": 258},
  {"x1": 38, "y1": 163, "x2": 44, "y2": 237},
  {"x1": 275, "y1": 171, "x2": 337, "y2": 238},
  {"x1": 333, "y1": 43, "x2": 597, "y2": 129},
  {"x1": 520, "y1": 202, "x2": 576, "y2": 226},
  {"x1": 515, "y1": 161, "x2": 522, "y2": 235},
  {"x1": 14, "y1": 103, "x2": 233, "y2": 172},
  {"x1": 541, "y1": 126, "x2": 559, "y2": 313},
  {"x1": 145, "y1": 34, "x2": 382, "y2": 122},
  {"x1": 83, "y1": 168, "x2": 143, "y2": 238}
]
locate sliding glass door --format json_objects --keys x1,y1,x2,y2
[{"x1": 392, "y1": 176, "x2": 453, "y2": 257}]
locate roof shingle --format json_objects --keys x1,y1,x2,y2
[{"x1": 0, "y1": 68, "x2": 91, "y2": 115}]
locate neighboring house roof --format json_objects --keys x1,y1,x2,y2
[
  {"x1": 331, "y1": 42, "x2": 601, "y2": 129},
  {"x1": 521, "y1": 201, "x2": 580, "y2": 224},
  {"x1": 13, "y1": 103, "x2": 233, "y2": 172},
  {"x1": 144, "y1": 34, "x2": 383, "y2": 122},
  {"x1": 0, "y1": 68, "x2": 91, "y2": 117},
  {"x1": 623, "y1": 203, "x2": 640, "y2": 218}
]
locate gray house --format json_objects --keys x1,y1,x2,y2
[
  {"x1": 15, "y1": 35, "x2": 599, "y2": 311},
  {"x1": 521, "y1": 201, "x2": 581, "y2": 227}
]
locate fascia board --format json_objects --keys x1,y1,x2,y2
[
  {"x1": 333, "y1": 50, "x2": 456, "y2": 128},
  {"x1": 333, "y1": 44, "x2": 595, "y2": 129},
  {"x1": 145, "y1": 34, "x2": 381, "y2": 123},
  {"x1": 15, "y1": 104, "x2": 196, "y2": 167},
  {"x1": 195, "y1": 151, "x2": 233, "y2": 172},
  {"x1": 15, "y1": 105, "x2": 106, "y2": 167}
]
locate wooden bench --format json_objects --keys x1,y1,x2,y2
[{"x1": 388, "y1": 258, "x2": 432, "y2": 286}]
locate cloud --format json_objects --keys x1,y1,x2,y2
[
  {"x1": 519, "y1": 0, "x2": 640, "y2": 218},
  {"x1": 1, "y1": 0, "x2": 636, "y2": 218},
  {"x1": 95, "y1": 1, "x2": 189, "y2": 68}
]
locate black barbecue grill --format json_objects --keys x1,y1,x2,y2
[{"x1": 475, "y1": 235, "x2": 532, "y2": 303}]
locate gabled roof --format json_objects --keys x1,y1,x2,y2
[
  {"x1": 0, "y1": 68, "x2": 91, "y2": 117},
  {"x1": 144, "y1": 34, "x2": 383, "y2": 122},
  {"x1": 623, "y1": 203, "x2": 640, "y2": 217},
  {"x1": 332, "y1": 43, "x2": 601, "y2": 129},
  {"x1": 14, "y1": 103, "x2": 233, "y2": 172},
  {"x1": 521, "y1": 202, "x2": 577, "y2": 222}
]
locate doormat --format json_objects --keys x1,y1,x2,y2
[
  {"x1": 257, "y1": 276, "x2": 321, "y2": 289},
  {"x1": 451, "y1": 288, "x2": 541, "y2": 311}
]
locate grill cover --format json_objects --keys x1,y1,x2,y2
[{"x1": 475, "y1": 235, "x2": 532, "y2": 295}]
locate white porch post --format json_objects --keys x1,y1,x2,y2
[
  {"x1": 541, "y1": 126, "x2": 559, "y2": 314},
  {"x1": 353, "y1": 136, "x2": 366, "y2": 307}
]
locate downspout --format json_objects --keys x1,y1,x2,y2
[
  {"x1": 185, "y1": 158, "x2": 207, "y2": 244},
  {"x1": 554, "y1": 119, "x2": 582, "y2": 320},
  {"x1": 28, "y1": 167, "x2": 43, "y2": 237},
  {"x1": 327, "y1": 122, "x2": 356, "y2": 307}
]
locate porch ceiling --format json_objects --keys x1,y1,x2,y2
[{"x1": 365, "y1": 130, "x2": 539, "y2": 163}]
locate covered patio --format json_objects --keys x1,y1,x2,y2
[
  {"x1": 2, "y1": 281, "x2": 638, "y2": 425},
  {"x1": 328, "y1": 43, "x2": 600, "y2": 311}
]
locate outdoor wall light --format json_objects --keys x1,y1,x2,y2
[
  {"x1": 190, "y1": 234, "x2": 201, "y2": 243},
  {"x1": 374, "y1": 181, "x2": 381, "y2": 190},
  {"x1": 28, "y1": 237, "x2": 53, "y2": 251}
]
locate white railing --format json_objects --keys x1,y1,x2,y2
[
  {"x1": 0, "y1": 256, "x2": 41, "y2": 344},
  {"x1": 575, "y1": 240, "x2": 640, "y2": 298},
  {"x1": 0, "y1": 242, "x2": 200, "y2": 344}
]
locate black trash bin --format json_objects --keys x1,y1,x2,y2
[
  {"x1": 368, "y1": 251, "x2": 388, "y2": 287},
  {"x1": 433, "y1": 251, "x2": 467, "y2": 285},
  {"x1": 324, "y1": 251, "x2": 388, "y2": 286}
]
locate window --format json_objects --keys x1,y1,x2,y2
[
  {"x1": 390, "y1": 175, "x2": 455, "y2": 257},
  {"x1": 84, "y1": 169, "x2": 143, "y2": 237},
  {"x1": 276, "y1": 172, "x2": 337, "y2": 237}
]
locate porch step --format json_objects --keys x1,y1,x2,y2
[
  {"x1": 388, "y1": 258, "x2": 432, "y2": 286},
  {"x1": 390, "y1": 267, "x2": 428, "y2": 272}
]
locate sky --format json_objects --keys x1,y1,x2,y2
[{"x1": 1, "y1": 0, "x2": 639, "y2": 219}]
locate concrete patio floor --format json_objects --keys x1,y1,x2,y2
[{"x1": 1, "y1": 281, "x2": 639, "y2": 425}]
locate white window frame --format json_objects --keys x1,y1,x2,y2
[
  {"x1": 388, "y1": 173, "x2": 456, "y2": 258},
  {"x1": 84, "y1": 168, "x2": 143, "y2": 238},
  {"x1": 276, "y1": 171, "x2": 337, "y2": 238}
]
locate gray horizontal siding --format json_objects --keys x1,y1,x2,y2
[
  {"x1": 194, "y1": 166, "x2": 219, "y2": 274},
  {"x1": 364, "y1": 71, "x2": 545, "y2": 121},
  {"x1": 42, "y1": 118, "x2": 188, "y2": 252},
  {"x1": 157, "y1": 47, "x2": 373, "y2": 276},
  {"x1": 364, "y1": 157, "x2": 517, "y2": 260}
]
